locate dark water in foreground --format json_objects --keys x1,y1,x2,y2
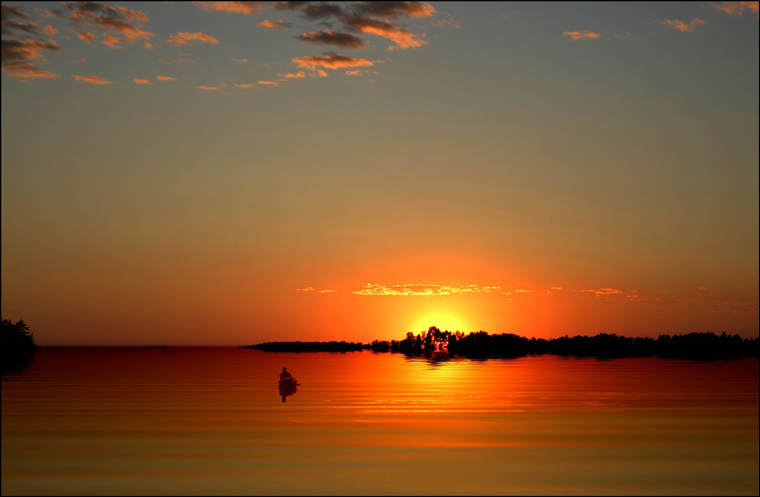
[{"x1": 2, "y1": 347, "x2": 758, "y2": 495}]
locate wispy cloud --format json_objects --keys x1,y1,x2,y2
[
  {"x1": 343, "y1": 15, "x2": 427, "y2": 49},
  {"x1": 277, "y1": 69, "x2": 326, "y2": 79},
  {"x1": 257, "y1": 19, "x2": 291, "y2": 29},
  {"x1": 296, "y1": 287, "x2": 340, "y2": 293},
  {"x1": 156, "y1": 75, "x2": 176, "y2": 81},
  {"x1": 355, "y1": 2, "x2": 436, "y2": 19},
  {"x1": 2, "y1": 61, "x2": 61, "y2": 78},
  {"x1": 280, "y1": 71, "x2": 306, "y2": 78},
  {"x1": 292, "y1": 52, "x2": 374, "y2": 70},
  {"x1": 433, "y1": 12, "x2": 460, "y2": 29},
  {"x1": 711, "y1": 1, "x2": 759, "y2": 15},
  {"x1": 72, "y1": 74, "x2": 114, "y2": 84},
  {"x1": 295, "y1": 29, "x2": 365, "y2": 49},
  {"x1": 563, "y1": 30, "x2": 602, "y2": 40},
  {"x1": 1, "y1": 4, "x2": 60, "y2": 77},
  {"x1": 133, "y1": 78, "x2": 152, "y2": 84},
  {"x1": 198, "y1": 82, "x2": 227, "y2": 90},
  {"x1": 42, "y1": 24, "x2": 58, "y2": 37},
  {"x1": 354, "y1": 284, "x2": 501, "y2": 296},
  {"x1": 58, "y1": 1, "x2": 154, "y2": 49},
  {"x1": 576, "y1": 288, "x2": 624, "y2": 297},
  {"x1": 168, "y1": 32, "x2": 220, "y2": 46},
  {"x1": 660, "y1": 18, "x2": 707, "y2": 32},
  {"x1": 194, "y1": 1, "x2": 264, "y2": 15},
  {"x1": 274, "y1": 2, "x2": 345, "y2": 21}
]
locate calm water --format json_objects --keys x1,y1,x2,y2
[{"x1": 2, "y1": 347, "x2": 758, "y2": 495}]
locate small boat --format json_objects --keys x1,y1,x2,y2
[{"x1": 278, "y1": 375, "x2": 298, "y2": 402}]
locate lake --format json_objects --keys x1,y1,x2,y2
[{"x1": 2, "y1": 347, "x2": 758, "y2": 495}]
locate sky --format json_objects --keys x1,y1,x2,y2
[{"x1": 2, "y1": 1, "x2": 758, "y2": 345}]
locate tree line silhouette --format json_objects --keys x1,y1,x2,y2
[
  {"x1": 2, "y1": 319, "x2": 37, "y2": 371},
  {"x1": 250, "y1": 327, "x2": 758, "y2": 360}
]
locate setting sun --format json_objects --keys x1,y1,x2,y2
[{"x1": 411, "y1": 312, "x2": 472, "y2": 334}]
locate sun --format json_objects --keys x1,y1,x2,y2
[{"x1": 411, "y1": 312, "x2": 471, "y2": 334}]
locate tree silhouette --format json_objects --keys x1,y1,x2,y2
[{"x1": 2, "y1": 319, "x2": 37, "y2": 370}]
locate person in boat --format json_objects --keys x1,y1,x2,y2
[{"x1": 279, "y1": 367, "x2": 292, "y2": 379}]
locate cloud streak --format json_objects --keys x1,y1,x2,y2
[
  {"x1": 292, "y1": 52, "x2": 374, "y2": 70},
  {"x1": 660, "y1": 18, "x2": 707, "y2": 31},
  {"x1": 59, "y1": 1, "x2": 154, "y2": 49},
  {"x1": 1, "y1": 5, "x2": 61, "y2": 77},
  {"x1": 72, "y1": 74, "x2": 114, "y2": 84},
  {"x1": 354, "y1": 284, "x2": 501, "y2": 296},
  {"x1": 711, "y1": 1, "x2": 759, "y2": 15},
  {"x1": 168, "y1": 32, "x2": 220, "y2": 46},
  {"x1": 194, "y1": 1, "x2": 264, "y2": 15},
  {"x1": 563, "y1": 30, "x2": 602, "y2": 40},
  {"x1": 295, "y1": 29, "x2": 365, "y2": 49},
  {"x1": 257, "y1": 19, "x2": 291, "y2": 29},
  {"x1": 343, "y1": 15, "x2": 427, "y2": 49}
]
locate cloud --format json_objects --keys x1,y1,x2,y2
[
  {"x1": 345, "y1": 69, "x2": 363, "y2": 75},
  {"x1": 69, "y1": 57, "x2": 86, "y2": 63},
  {"x1": 60, "y1": 1, "x2": 154, "y2": 48},
  {"x1": 156, "y1": 75, "x2": 176, "y2": 81},
  {"x1": 275, "y1": 2, "x2": 346, "y2": 21},
  {"x1": 292, "y1": 52, "x2": 374, "y2": 70},
  {"x1": 563, "y1": 30, "x2": 602, "y2": 40},
  {"x1": 2, "y1": 61, "x2": 61, "y2": 78},
  {"x1": 1, "y1": 4, "x2": 39, "y2": 35},
  {"x1": 194, "y1": 1, "x2": 264, "y2": 15},
  {"x1": 257, "y1": 19, "x2": 291, "y2": 29},
  {"x1": 42, "y1": 24, "x2": 58, "y2": 37},
  {"x1": 660, "y1": 18, "x2": 707, "y2": 31},
  {"x1": 355, "y1": 2, "x2": 436, "y2": 18},
  {"x1": 550, "y1": 287, "x2": 562, "y2": 290},
  {"x1": 433, "y1": 13, "x2": 460, "y2": 29},
  {"x1": 575, "y1": 288, "x2": 625, "y2": 297},
  {"x1": 231, "y1": 57, "x2": 249, "y2": 62},
  {"x1": 133, "y1": 78, "x2": 152, "y2": 84},
  {"x1": 1, "y1": 38, "x2": 59, "y2": 63},
  {"x1": 353, "y1": 284, "x2": 501, "y2": 296},
  {"x1": 74, "y1": 29, "x2": 96, "y2": 43},
  {"x1": 280, "y1": 71, "x2": 306, "y2": 78},
  {"x1": 198, "y1": 82, "x2": 227, "y2": 90},
  {"x1": 595, "y1": 288, "x2": 623, "y2": 295},
  {"x1": 515, "y1": 289, "x2": 532, "y2": 293},
  {"x1": 295, "y1": 29, "x2": 365, "y2": 49},
  {"x1": 72, "y1": 74, "x2": 114, "y2": 84},
  {"x1": 234, "y1": 83, "x2": 255, "y2": 88},
  {"x1": 168, "y1": 32, "x2": 220, "y2": 46},
  {"x1": 1, "y1": 4, "x2": 61, "y2": 77},
  {"x1": 711, "y1": 1, "x2": 759, "y2": 15},
  {"x1": 258, "y1": 80, "x2": 279, "y2": 85},
  {"x1": 343, "y1": 15, "x2": 427, "y2": 49}
]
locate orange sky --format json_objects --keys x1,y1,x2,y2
[{"x1": 1, "y1": 2, "x2": 758, "y2": 344}]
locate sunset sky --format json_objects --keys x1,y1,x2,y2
[{"x1": 2, "y1": 1, "x2": 758, "y2": 345}]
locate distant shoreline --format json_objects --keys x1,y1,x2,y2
[{"x1": 244, "y1": 331, "x2": 759, "y2": 360}]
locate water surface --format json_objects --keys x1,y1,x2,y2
[{"x1": 2, "y1": 347, "x2": 758, "y2": 495}]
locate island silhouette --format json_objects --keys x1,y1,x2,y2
[{"x1": 246, "y1": 327, "x2": 758, "y2": 360}]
